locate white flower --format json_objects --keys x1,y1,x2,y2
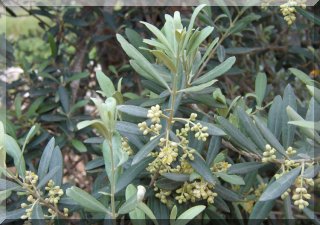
[{"x1": 137, "y1": 185, "x2": 146, "y2": 201}]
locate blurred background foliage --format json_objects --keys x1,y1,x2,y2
[{"x1": 1, "y1": 3, "x2": 319, "y2": 192}]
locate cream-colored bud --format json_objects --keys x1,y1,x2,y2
[{"x1": 137, "y1": 185, "x2": 146, "y2": 201}]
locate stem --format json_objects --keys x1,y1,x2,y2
[{"x1": 107, "y1": 138, "x2": 117, "y2": 222}]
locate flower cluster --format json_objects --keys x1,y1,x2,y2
[
  {"x1": 211, "y1": 161, "x2": 231, "y2": 172},
  {"x1": 280, "y1": 0, "x2": 306, "y2": 25},
  {"x1": 21, "y1": 171, "x2": 39, "y2": 220},
  {"x1": 121, "y1": 138, "x2": 134, "y2": 156},
  {"x1": 139, "y1": 105, "x2": 216, "y2": 205},
  {"x1": 292, "y1": 176, "x2": 313, "y2": 210},
  {"x1": 262, "y1": 144, "x2": 276, "y2": 163},
  {"x1": 45, "y1": 180, "x2": 64, "y2": 205},
  {"x1": 175, "y1": 179, "x2": 217, "y2": 204},
  {"x1": 20, "y1": 172, "x2": 68, "y2": 221}
]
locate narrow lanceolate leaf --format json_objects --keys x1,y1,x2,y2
[
  {"x1": 48, "y1": 146, "x2": 63, "y2": 186},
  {"x1": 303, "y1": 207, "x2": 320, "y2": 225},
  {"x1": 216, "y1": 116, "x2": 258, "y2": 153},
  {"x1": 282, "y1": 84, "x2": 297, "y2": 148},
  {"x1": 117, "y1": 105, "x2": 148, "y2": 118},
  {"x1": 289, "y1": 68, "x2": 313, "y2": 85},
  {"x1": 236, "y1": 107, "x2": 266, "y2": 151},
  {"x1": 31, "y1": 203, "x2": 45, "y2": 221},
  {"x1": 260, "y1": 167, "x2": 301, "y2": 201},
  {"x1": 58, "y1": 86, "x2": 69, "y2": 113},
  {"x1": 137, "y1": 202, "x2": 159, "y2": 225},
  {"x1": 116, "y1": 157, "x2": 153, "y2": 193},
  {"x1": 268, "y1": 96, "x2": 283, "y2": 140},
  {"x1": 132, "y1": 133, "x2": 164, "y2": 165},
  {"x1": 215, "y1": 172, "x2": 245, "y2": 185},
  {"x1": 4, "y1": 134, "x2": 26, "y2": 178},
  {"x1": 178, "y1": 79, "x2": 217, "y2": 93},
  {"x1": 189, "y1": 152, "x2": 216, "y2": 184},
  {"x1": 206, "y1": 136, "x2": 221, "y2": 166},
  {"x1": 192, "y1": 56, "x2": 236, "y2": 85},
  {"x1": 248, "y1": 200, "x2": 275, "y2": 225},
  {"x1": 228, "y1": 162, "x2": 265, "y2": 175},
  {"x1": 126, "y1": 184, "x2": 146, "y2": 223},
  {"x1": 215, "y1": 184, "x2": 241, "y2": 201},
  {"x1": 255, "y1": 72, "x2": 267, "y2": 106},
  {"x1": 116, "y1": 121, "x2": 141, "y2": 134},
  {"x1": 162, "y1": 173, "x2": 190, "y2": 182},
  {"x1": 0, "y1": 121, "x2": 5, "y2": 172},
  {"x1": 116, "y1": 34, "x2": 170, "y2": 91},
  {"x1": 175, "y1": 205, "x2": 206, "y2": 225},
  {"x1": 38, "y1": 137, "x2": 55, "y2": 180},
  {"x1": 188, "y1": 26, "x2": 214, "y2": 54},
  {"x1": 37, "y1": 166, "x2": 60, "y2": 189},
  {"x1": 253, "y1": 116, "x2": 286, "y2": 156},
  {"x1": 66, "y1": 186, "x2": 110, "y2": 213},
  {"x1": 96, "y1": 70, "x2": 115, "y2": 97},
  {"x1": 287, "y1": 106, "x2": 320, "y2": 144}
]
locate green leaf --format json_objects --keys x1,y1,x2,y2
[
  {"x1": 65, "y1": 72, "x2": 89, "y2": 83},
  {"x1": 132, "y1": 133, "x2": 165, "y2": 165},
  {"x1": 215, "y1": 172, "x2": 245, "y2": 185},
  {"x1": 253, "y1": 116, "x2": 286, "y2": 156},
  {"x1": 162, "y1": 173, "x2": 190, "y2": 182},
  {"x1": 0, "y1": 121, "x2": 6, "y2": 172},
  {"x1": 188, "y1": 26, "x2": 214, "y2": 54},
  {"x1": 116, "y1": 157, "x2": 153, "y2": 193},
  {"x1": 189, "y1": 152, "x2": 216, "y2": 184},
  {"x1": 96, "y1": 70, "x2": 115, "y2": 97},
  {"x1": 216, "y1": 116, "x2": 258, "y2": 153},
  {"x1": 236, "y1": 107, "x2": 266, "y2": 151},
  {"x1": 48, "y1": 146, "x2": 63, "y2": 186},
  {"x1": 289, "y1": 68, "x2": 313, "y2": 85},
  {"x1": 174, "y1": 205, "x2": 206, "y2": 225},
  {"x1": 71, "y1": 139, "x2": 87, "y2": 152},
  {"x1": 170, "y1": 205, "x2": 178, "y2": 220},
  {"x1": 77, "y1": 120, "x2": 109, "y2": 138},
  {"x1": 125, "y1": 184, "x2": 146, "y2": 223},
  {"x1": 141, "y1": 21, "x2": 173, "y2": 53},
  {"x1": 66, "y1": 186, "x2": 110, "y2": 213},
  {"x1": 260, "y1": 167, "x2": 301, "y2": 201},
  {"x1": 213, "y1": 88, "x2": 226, "y2": 105},
  {"x1": 117, "y1": 34, "x2": 170, "y2": 91},
  {"x1": 287, "y1": 106, "x2": 320, "y2": 143},
  {"x1": 116, "y1": 121, "x2": 141, "y2": 134},
  {"x1": 38, "y1": 137, "x2": 55, "y2": 180},
  {"x1": 303, "y1": 207, "x2": 320, "y2": 225},
  {"x1": 137, "y1": 202, "x2": 159, "y2": 225},
  {"x1": 215, "y1": 184, "x2": 242, "y2": 201},
  {"x1": 178, "y1": 79, "x2": 217, "y2": 93},
  {"x1": 283, "y1": 196, "x2": 294, "y2": 220},
  {"x1": 296, "y1": 7, "x2": 320, "y2": 26},
  {"x1": 31, "y1": 203, "x2": 45, "y2": 221},
  {"x1": 228, "y1": 162, "x2": 265, "y2": 175},
  {"x1": 206, "y1": 136, "x2": 221, "y2": 166},
  {"x1": 14, "y1": 94, "x2": 22, "y2": 118},
  {"x1": 255, "y1": 72, "x2": 267, "y2": 106},
  {"x1": 192, "y1": 57, "x2": 236, "y2": 85},
  {"x1": 117, "y1": 105, "x2": 148, "y2": 118},
  {"x1": 229, "y1": 13, "x2": 261, "y2": 34},
  {"x1": 4, "y1": 134, "x2": 26, "y2": 178},
  {"x1": 118, "y1": 190, "x2": 138, "y2": 215},
  {"x1": 37, "y1": 166, "x2": 60, "y2": 189},
  {"x1": 282, "y1": 85, "x2": 297, "y2": 148},
  {"x1": 307, "y1": 85, "x2": 320, "y2": 103},
  {"x1": 58, "y1": 86, "x2": 69, "y2": 113},
  {"x1": 248, "y1": 200, "x2": 275, "y2": 225},
  {"x1": 267, "y1": 96, "x2": 283, "y2": 140}
]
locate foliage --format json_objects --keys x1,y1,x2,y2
[{"x1": 1, "y1": 3, "x2": 319, "y2": 225}]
